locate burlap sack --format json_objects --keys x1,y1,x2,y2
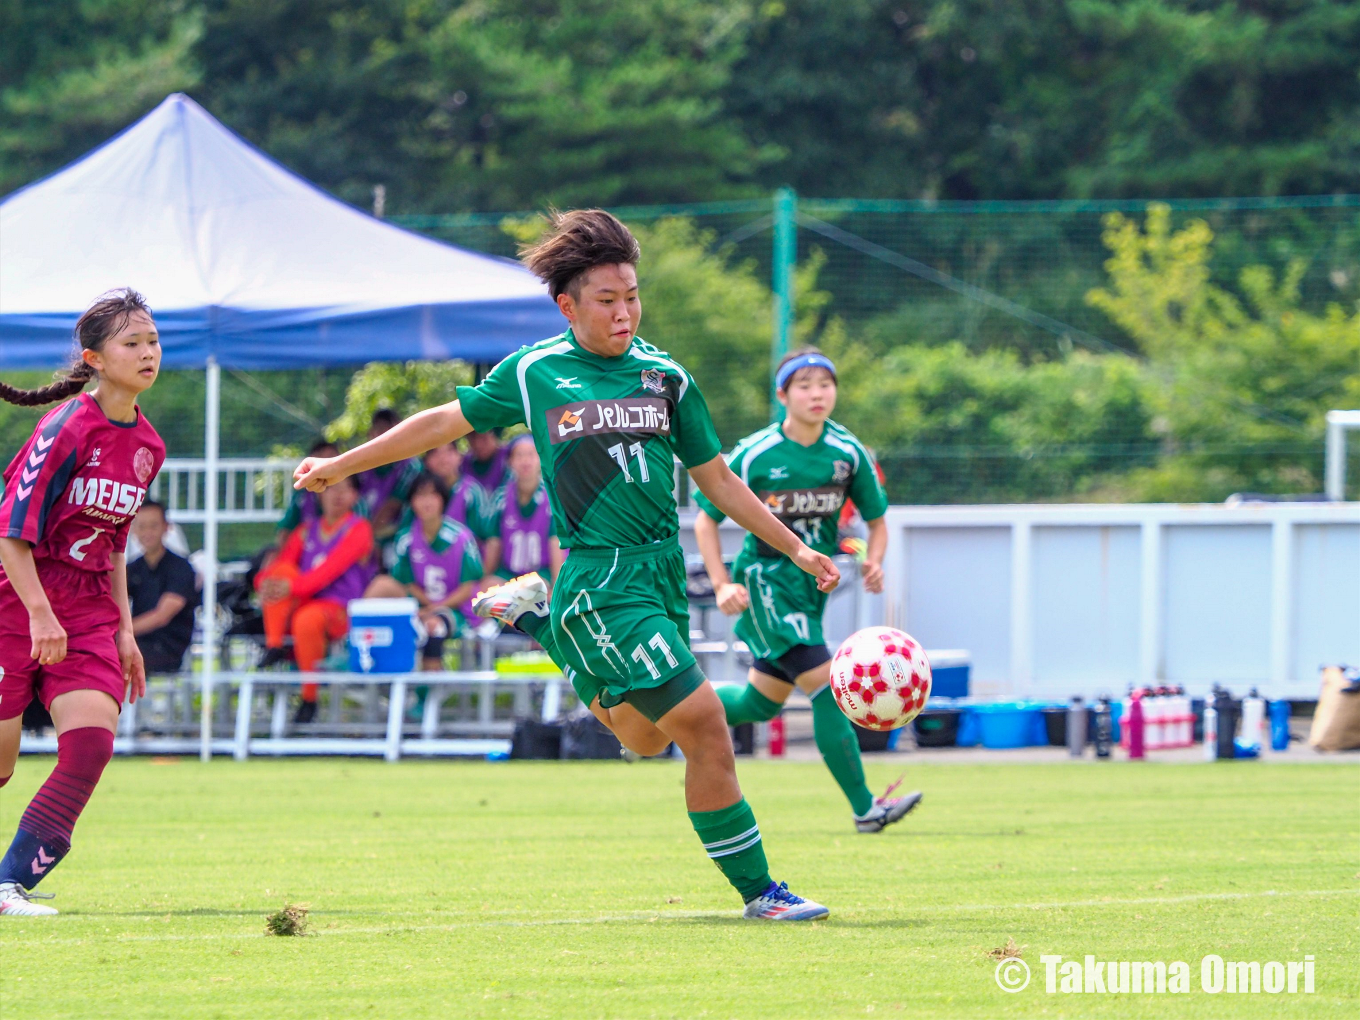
[{"x1": 1308, "y1": 666, "x2": 1360, "y2": 752}]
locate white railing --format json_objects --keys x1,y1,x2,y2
[
  {"x1": 20, "y1": 671, "x2": 568, "y2": 760},
  {"x1": 151, "y1": 458, "x2": 296, "y2": 523}
]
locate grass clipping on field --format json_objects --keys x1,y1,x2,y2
[
  {"x1": 265, "y1": 903, "x2": 310, "y2": 936},
  {"x1": 987, "y1": 937, "x2": 1023, "y2": 960}
]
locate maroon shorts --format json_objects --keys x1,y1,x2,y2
[{"x1": 0, "y1": 560, "x2": 125, "y2": 720}]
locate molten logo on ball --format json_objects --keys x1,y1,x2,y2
[{"x1": 830, "y1": 626, "x2": 932, "y2": 731}]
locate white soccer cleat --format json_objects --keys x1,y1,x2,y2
[
  {"x1": 472, "y1": 573, "x2": 549, "y2": 627},
  {"x1": 855, "y1": 774, "x2": 923, "y2": 833},
  {"x1": 742, "y1": 881, "x2": 829, "y2": 921},
  {"x1": 0, "y1": 881, "x2": 58, "y2": 917}
]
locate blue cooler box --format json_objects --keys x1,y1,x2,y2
[
  {"x1": 348, "y1": 597, "x2": 422, "y2": 673},
  {"x1": 925, "y1": 649, "x2": 970, "y2": 699}
]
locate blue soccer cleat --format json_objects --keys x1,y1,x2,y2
[{"x1": 742, "y1": 881, "x2": 829, "y2": 921}]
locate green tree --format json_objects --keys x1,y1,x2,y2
[
  {"x1": 198, "y1": 0, "x2": 766, "y2": 211},
  {"x1": 1087, "y1": 204, "x2": 1360, "y2": 499},
  {"x1": 0, "y1": 0, "x2": 201, "y2": 194}
]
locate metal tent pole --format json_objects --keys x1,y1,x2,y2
[{"x1": 199, "y1": 357, "x2": 221, "y2": 762}]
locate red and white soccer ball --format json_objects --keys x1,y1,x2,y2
[{"x1": 829, "y1": 627, "x2": 932, "y2": 731}]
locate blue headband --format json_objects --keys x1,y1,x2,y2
[{"x1": 776, "y1": 353, "x2": 837, "y2": 392}]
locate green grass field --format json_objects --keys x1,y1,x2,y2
[{"x1": 0, "y1": 756, "x2": 1354, "y2": 1019}]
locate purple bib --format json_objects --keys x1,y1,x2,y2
[
  {"x1": 466, "y1": 447, "x2": 509, "y2": 499},
  {"x1": 303, "y1": 515, "x2": 372, "y2": 605},
  {"x1": 407, "y1": 525, "x2": 474, "y2": 601},
  {"x1": 500, "y1": 486, "x2": 552, "y2": 575},
  {"x1": 447, "y1": 477, "x2": 480, "y2": 529},
  {"x1": 357, "y1": 462, "x2": 408, "y2": 516}
]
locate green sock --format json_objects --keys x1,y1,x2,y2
[
  {"x1": 688, "y1": 798, "x2": 772, "y2": 902},
  {"x1": 717, "y1": 683, "x2": 782, "y2": 726},
  {"x1": 811, "y1": 685, "x2": 875, "y2": 816},
  {"x1": 515, "y1": 611, "x2": 548, "y2": 641}
]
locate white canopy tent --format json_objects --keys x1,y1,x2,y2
[{"x1": 0, "y1": 94, "x2": 560, "y2": 758}]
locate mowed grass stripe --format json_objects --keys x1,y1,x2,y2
[{"x1": 1, "y1": 758, "x2": 1355, "y2": 1020}]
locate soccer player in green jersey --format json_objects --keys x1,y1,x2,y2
[
  {"x1": 295, "y1": 210, "x2": 838, "y2": 920},
  {"x1": 693, "y1": 348, "x2": 924, "y2": 833}
]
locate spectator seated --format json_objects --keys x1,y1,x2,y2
[
  {"x1": 255, "y1": 476, "x2": 374, "y2": 721},
  {"x1": 128, "y1": 500, "x2": 199, "y2": 673}
]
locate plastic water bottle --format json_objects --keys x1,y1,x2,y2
[
  {"x1": 768, "y1": 715, "x2": 786, "y2": 757},
  {"x1": 1094, "y1": 697, "x2": 1113, "y2": 759},
  {"x1": 1214, "y1": 687, "x2": 1237, "y2": 760},
  {"x1": 1127, "y1": 689, "x2": 1146, "y2": 759},
  {"x1": 1241, "y1": 687, "x2": 1265, "y2": 752},
  {"x1": 1067, "y1": 696, "x2": 1087, "y2": 757},
  {"x1": 1203, "y1": 700, "x2": 1218, "y2": 760},
  {"x1": 1269, "y1": 699, "x2": 1291, "y2": 751}
]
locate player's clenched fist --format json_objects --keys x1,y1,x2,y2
[
  {"x1": 715, "y1": 582, "x2": 750, "y2": 616},
  {"x1": 293, "y1": 456, "x2": 348, "y2": 493},
  {"x1": 793, "y1": 546, "x2": 840, "y2": 593},
  {"x1": 29, "y1": 607, "x2": 67, "y2": 665}
]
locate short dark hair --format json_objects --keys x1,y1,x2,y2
[
  {"x1": 371, "y1": 408, "x2": 399, "y2": 428},
  {"x1": 408, "y1": 471, "x2": 450, "y2": 509},
  {"x1": 139, "y1": 499, "x2": 167, "y2": 519},
  {"x1": 308, "y1": 437, "x2": 338, "y2": 456},
  {"x1": 519, "y1": 209, "x2": 641, "y2": 299}
]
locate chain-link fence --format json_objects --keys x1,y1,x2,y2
[
  {"x1": 3, "y1": 194, "x2": 1354, "y2": 527},
  {"x1": 396, "y1": 194, "x2": 1359, "y2": 504}
]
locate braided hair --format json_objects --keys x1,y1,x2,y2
[{"x1": 0, "y1": 288, "x2": 152, "y2": 406}]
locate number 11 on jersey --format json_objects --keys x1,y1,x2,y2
[{"x1": 608, "y1": 441, "x2": 650, "y2": 483}]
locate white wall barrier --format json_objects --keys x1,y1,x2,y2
[
  {"x1": 148, "y1": 462, "x2": 1357, "y2": 702},
  {"x1": 861, "y1": 502, "x2": 1360, "y2": 700}
]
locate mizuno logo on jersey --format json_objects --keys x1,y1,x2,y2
[
  {"x1": 546, "y1": 398, "x2": 672, "y2": 445},
  {"x1": 768, "y1": 466, "x2": 788, "y2": 480},
  {"x1": 759, "y1": 486, "x2": 846, "y2": 518},
  {"x1": 554, "y1": 377, "x2": 582, "y2": 389},
  {"x1": 67, "y1": 476, "x2": 148, "y2": 517}
]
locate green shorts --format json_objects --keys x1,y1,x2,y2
[
  {"x1": 732, "y1": 553, "x2": 828, "y2": 662},
  {"x1": 549, "y1": 541, "x2": 699, "y2": 712}
]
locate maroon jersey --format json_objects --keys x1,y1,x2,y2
[{"x1": 0, "y1": 393, "x2": 165, "y2": 575}]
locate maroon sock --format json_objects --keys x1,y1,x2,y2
[{"x1": 21, "y1": 726, "x2": 113, "y2": 840}]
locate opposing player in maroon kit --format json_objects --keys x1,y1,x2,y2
[{"x1": 0, "y1": 289, "x2": 165, "y2": 917}]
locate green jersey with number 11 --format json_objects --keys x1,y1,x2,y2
[
  {"x1": 456, "y1": 329, "x2": 723, "y2": 551},
  {"x1": 695, "y1": 419, "x2": 888, "y2": 559}
]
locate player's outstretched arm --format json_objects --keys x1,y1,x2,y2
[
  {"x1": 689, "y1": 456, "x2": 840, "y2": 593},
  {"x1": 693, "y1": 511, "x2": 749, "y2": 615},
  {"x1": 294, "y1": 401, "x2": 473, "y2": 493}
]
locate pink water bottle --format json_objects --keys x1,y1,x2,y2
[
  {"x1": 768, "y1": 715, "x2": 786, "y2": 757},
  {"x1": 1127, "y1": 688, "x2": 1146, "y2": 759}
]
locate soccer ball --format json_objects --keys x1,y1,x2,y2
[{"x1": 829, "y1": 627, "x2": 932, "y2": 731}]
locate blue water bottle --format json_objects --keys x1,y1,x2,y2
[{"x1": 1269, "y1": 699, "x2": 1291, "y2": 751}]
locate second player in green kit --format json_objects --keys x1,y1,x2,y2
[
  {"x1": 695, "y1": 348, "x2": 924, "y2": 833},
  {"x1": 295, "y1": 210, "x2": 840, "y2": 920}
]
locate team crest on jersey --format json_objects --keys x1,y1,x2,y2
[
  {"x1": 87, "y1": 447, "x2": 102, "y2": 467},
  {"x1": 640, "y1": 368, "x2": 665, "y2": 394},
  {"x1": 832, "y1": 460, "x2": 851, "y2": 483},
  {"x1": 134, "y1": 447, "x2": 156, "y2": 483}
]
